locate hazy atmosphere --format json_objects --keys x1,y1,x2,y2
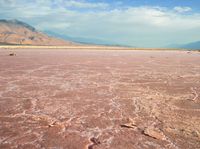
[{"x1": 1, "y1": 0, "x2": 200, "y2": 47}]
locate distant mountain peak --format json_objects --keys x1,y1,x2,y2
[{"x1": 0, "y1": 19, "x2": 36, "y2": 32}]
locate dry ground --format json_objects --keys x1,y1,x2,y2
[{"x1": 0, "y1": 49, "x2": 200, "y2": 149}]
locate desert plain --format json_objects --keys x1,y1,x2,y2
[{"x1": 0, "y1": 48, "x2": 200, "y2": 149}]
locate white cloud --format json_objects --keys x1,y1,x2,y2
[
  {"x1": 63, "y1": 0, "x2": 109, "y2": 9},
  {"x1": 174, "y1": 6, "x2": 192, "y2": 13}
]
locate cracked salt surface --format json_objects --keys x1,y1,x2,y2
[{"x1": 0, "y1": 49, "x2": 200, "y2": 149}]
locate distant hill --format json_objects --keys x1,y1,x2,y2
[
  {"x1": 167, "y1": 41, "x2": 200, "y2": 50},
  {"x1": 0, "y1": 19, "x2": 75, "y2": 46},
  {"x1": 180, "y1": 41, "x2": 200, "y2": 50},
  {"x1": 45, "y1": 30, "x2": 132, "y2": 47}
]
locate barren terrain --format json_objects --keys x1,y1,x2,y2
[
  {"x1": 0, "y1": 49, "x2": 200, "y2": 149},
  {"x1": 0, "y1": 20, "x2": 74, "y2": 46}
]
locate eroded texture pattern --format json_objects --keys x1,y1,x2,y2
[{"x1": 0, "y1": 49, "x2": 200, "y2": 149}]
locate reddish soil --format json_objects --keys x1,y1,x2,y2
[{"x1": 0, "y1": 49, "x2": 200, "y2": 149}]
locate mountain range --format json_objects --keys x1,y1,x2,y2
[
  {"x1": 0, "y1": 19, "x2": 199, "y2": 49},
  {"x1": 0, "y1": 19, "x2": 74, "y2": 46},
  {"x1": 167, "y1": 41, "x2": 200, "y2": 50},
  {"x1": 180, "y1": 41, "x2": 200, "y2": 50},
  {"x1": 44, "y1": 30, "x2": 131, "y2": 47}
]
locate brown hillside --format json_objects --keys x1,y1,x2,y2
[{"x1": 0, "y1": 19, "x2": 75, "y2": 46}]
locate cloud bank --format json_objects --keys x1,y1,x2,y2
[{"x1": 0, "y1": 0, "x2": 200, "y2": 47}]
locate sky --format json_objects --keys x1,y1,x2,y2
[{"x1": 0, "y1": 0, "x2": 200, "y2": 47}]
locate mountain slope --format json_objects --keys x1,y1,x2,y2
[
  {"x1": 166, "y1": 41, "x2": 200, "y2": 50},
  {"x1": 0, "y1": 19, "x2": 75, "y2": 46},
  {"x1": 180, "y1": 41, "x2": 200, "y2": 50},
  {"x1": 45, "y1": 30, "x2": 132, "y2": 47}
]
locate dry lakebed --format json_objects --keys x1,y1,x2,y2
[{"x1": 0, "y1": 48, "x2": 200, "y2": 149}]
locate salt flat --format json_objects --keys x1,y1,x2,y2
[{"x1": 0, "y1": 49, "x2": 200, "y2": 149}]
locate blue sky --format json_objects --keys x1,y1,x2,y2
[
  {"x1": 0, "y1": 0, "x2": 200, "y2": 47},
  {"x1": 89, "y1": 0, "x2": 200, "y2": 9}
]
